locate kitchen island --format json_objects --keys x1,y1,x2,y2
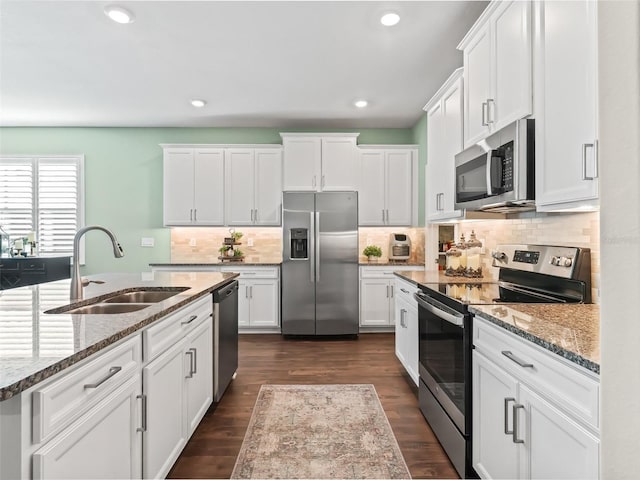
[{"x1": 0, "y1": 270, "x2": 238, "y2": 480}]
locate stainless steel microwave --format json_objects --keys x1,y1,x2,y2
[{"x1": 454, "y1": 119, "x2": 535, "y2": 213}]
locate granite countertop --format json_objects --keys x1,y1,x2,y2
[
  {"x1": 0, "y1": 271, "x2": 238, "y2": 401},
  {"x1": 394, "y1": 270, "x2": 496, "y2": 286},
  {"x1": 150, "y1": 260, "x2": 282, "y2": 267},
  {"x1": 359, "y1": 261, "x2": 425, "y2": 267},
  {"x1": 469, "y1": 304, "x2": 600, "y2": 374}
]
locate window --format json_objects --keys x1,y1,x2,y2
[{"x1": 0, "y1": 155, "x2": 84, "y2": 256}]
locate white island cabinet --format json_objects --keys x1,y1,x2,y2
[
  {"x1": 472, "y1": 316, "x2": 599, "y2": 479},
  {"x1": 0, "y1": 293, "x2": 216, "y2": 480},
  {"x1": 393, "y1": 277, "x2": 420, "y2": 386}
]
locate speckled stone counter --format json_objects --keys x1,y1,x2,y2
[
  {"x1": 0, "y1": 271, "x2": 238, "y2": 401},
  {"x1": 394, "y1": 270, "x2": 495, "y2": 286},
  {"x1": 469, "y1": 304, "x2": 600, "y2": 374}
]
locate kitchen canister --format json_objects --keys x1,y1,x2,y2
[{"x1": 465, "y1": 230, "x2": 483, "y2": 278}]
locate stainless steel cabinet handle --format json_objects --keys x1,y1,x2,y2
[
  {"x1": 504, "y1": 397, "x2": 516, "y2": 434},
  {"x1": 487, "y1": 99, "x2": 495, "y2": 124},
  {"x1": 137, "y1": 394, "x2": 147, "y2": 433},
  {"x1": 321, "y1": 175, "x2": 325, "y2": 188},
  {"x1": 181, "y1": 314, "x2": 198, "y2": 326},
  {"x1": 250, "y1": 209, "x2": 254, "y2": 222},
  {"x1": 190, "y1": 347, "x2": 197, "y2": 374},
  {"x1": 501, "y1": 350, "x2": 534, "y2": 368},
  {"x1": 190, "y1": 209, "x2": 193, "y2": 222},
  {"x1": 185, "y1": 350, "x2": 195, "y2": 378},
  {"x1": 386, "y1": 285, "x2": 389, "y2": 298},
  {"x1": 481, "y1": 102, "x2": 489, "y2": 126},
  {"x1": 382, "y1": 209, "x2": 385, "y2": 222},
  {"x1": 84, "y1": 366, "x2": 122, "y2": 389},
  {"x1": 254, "y1": 209, "x2": 258, "y2": 223},
  {"x1": 312, "y1": 175, "x2": 317, "y2": 188},
  {"x1": 400, "y1": 288, "x2": 410, "y2": 294},
  {"x1": 582, "y1": 142, "x2": 599, "y2": 180},
  {"x1": 245, "y1": 286, "x2": 249, "y2": 298},
  {"x1": 193, "y1": 208, "x2": 197, "y2": 222},
  {"x1": 390, "y1": 285, "x2": 394, "y2": 298},
  {"x1": 386, "y1": 209, "x2": 390, "y2": 223},
  {"x1": 250, "y1": 285, "x2": 253, "y2": 299},
  {"x1": 512, "y1": 404, "x2": 525, "y2": 444}
]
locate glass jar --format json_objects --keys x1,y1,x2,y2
[
  {"x1": 445, "y1": 246, "x2": 462, "y2": 276},
  {"x1": 457, "y1": 234, "x2": 468, "y2": 276},
  {"x1": 465, "y1": 230, "x2": 483, "y2": 278}
]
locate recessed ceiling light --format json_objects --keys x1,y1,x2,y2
[
  {"x1": 380, "y1": 12, "x2": 400, "y2": 27},
  {"x1": 354, "y1": 100, "x2": 368, "y2": 108},
  {"x1": 191, "y1": 99, "x2": 207, "y2": 108},
  {"x1": 104, "y1": 5, "x2": 135, "y2": 24}
]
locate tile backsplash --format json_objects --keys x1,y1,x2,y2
[
  {"x1": 449, "y1": 211, "x2": 600, "y2": 302},
  {"x1": 171, "y1": 226, "x2": 426, "y2": 265}
]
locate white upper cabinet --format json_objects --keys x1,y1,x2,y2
[
  {"x1": 534, "y1": 0, "x2": 598, "y2": 211},
  {"x1": 163, "y1": 148, "x2": 225, "y2": 226},
  {"x1": 425, "y1": 68, "x2": 464, "y2": 222},
  {"x1": 358, "y1": 147, "x2": 416, "y2": 226},
  {"x1": 281, "y1": 133, "x2": 359, "y2": 191},
  {"x1": 459, "y1": 0, "x2": 532, "y2": 148},
  {"x1": 225, "y1": 147, "x2": 282, "y2": 226}
]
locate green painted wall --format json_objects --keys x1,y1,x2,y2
[
  {"x1": 0, "y1": 127, "x2": 414, "y2": 274},
  {"x1": 412, "y1": 113, "x2": 428, "y2": 227}
]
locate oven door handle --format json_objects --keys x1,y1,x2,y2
[{"x1": 414, "y1": 292, "x2": 464, "y2": 327}]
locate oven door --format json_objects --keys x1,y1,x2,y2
[{"x1": 415, "y1": 291, "x2": 470, "y2": 436}]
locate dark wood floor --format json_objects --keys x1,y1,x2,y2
[{"x1": 168, "y1": 333, "x2": 458, "y2": 479}]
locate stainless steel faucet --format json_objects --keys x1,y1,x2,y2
[{"x1": 70, "y1": 226, "x2": 124, "y2": 300}]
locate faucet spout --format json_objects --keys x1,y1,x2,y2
[{"x1": 70, "y1": 226, "x2": 124, "y2": 301}]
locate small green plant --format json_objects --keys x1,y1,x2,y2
[
  {"x1": 233, "y1": 248, "x2": 244, "y2": 257},
  {"x1": 218, "y1": 245, "x2": 231, "y2": 254},
  {"x1": 363, "y1": 245, "x2": 382, "y2": 258},
  {"x1": 231, "y1": 231, "x2": 243, "y2": 242}
]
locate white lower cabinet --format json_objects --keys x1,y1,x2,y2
[
  {"x1": 222, "y1": 266, "x2": 280, "y2": 331},
  {"x1": 142, "y1": 296, "x2": 213, "y2": 479},
  {"x1": 473, "y1": 316, "x2": 599, "y2": 479},
  {"x1": 359, "y1": 266, "x2": 423, "y2": 328},
  {"x1": 393, "y1": 278, "x2": 419, "y2": 386},
  {"x1": 32, "y1": 374, "x2": 142, "y2": 480}
]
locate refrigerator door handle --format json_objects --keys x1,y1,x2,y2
[
  {"x1": 315, "y1": 211, "x2": 320, "y2": 282},
  {"x1": 309, "y1": 212, "x2": 315, "y2": 284}
]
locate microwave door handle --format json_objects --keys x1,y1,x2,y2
[{"x1": 486, "y1": 153, "x2": 493, "y2": 196}]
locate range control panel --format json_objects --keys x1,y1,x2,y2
[{"x1": 492, "y1": 244, "x2": 588, "y2": 279}]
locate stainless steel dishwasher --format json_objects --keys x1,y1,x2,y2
[{"x1": 212, "y1": 280, "x2": 239, "y2": 402}]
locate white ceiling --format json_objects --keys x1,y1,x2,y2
[{"x1": 0, "y1": 1, "x2": 488, "y2": 128}]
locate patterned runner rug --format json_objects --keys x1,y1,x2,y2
[{"x1": 230, "y1": 384, "x2": 412, "y2": 479}]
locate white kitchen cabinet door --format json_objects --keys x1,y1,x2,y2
[
  {"x1": 282, "y1": 136, "x2": 321, "y2": 191},
  {"x1": 163, "y1": 149, "x2": 195, "y2": 225},
  {"x1": 518, "y1": 385, "x2": 599, "y2": 480},
  {"x1": 360, "y1": 279, "x2": 393, "y2": 326},
  {"x1": 535, "y1": 0, "x2": 598, "y2": 210},
  {"x1": 404, "y1": 303, "x2": 419, "y2": 385},
  {"x1": 394, "y1": 295, "x2": 408, "y2": 368},
  {"x1": 358, "y1": 149, "x2": 386, "y2": 225},
  {"x1": 142, "y1": 341, "x2": 187, "y2": 480},
  {"x1": 247, "y1": 280, "x2": 280, "y2": 328},
  {"x1": 320, "y1": 136, "x2": 358, "y2": 191},
  {"x1": 184, "y1": 317, "x2": 213, "y2": 436},
  {"x1": 225, "y1": 149, "x2": 255, "y2": 226},
  {"x1": 385, "y1": 150, "x2": 413, "y2": 226},
  {"x1": 472, "y1": 350, "x2": 519, "y2": 480},
  {"x1": 32, "y1": 375, "x2": 142, "y2": 480},
  {"x1": 493, "y1": 0, "x2": 533, "y2": 131},
  {"x1": 463, "y1": 23, "x2": 492, "y2": 147},
  {"x1": 254, "y1": 148, "x2": 282, "y2": 225},
  {"x1": 163, "y1": 148, "x2": 224, "y2": 226},
  {"x1": 237, "y1": 281, "x2": 251, "y2": 327},
  {"x1": 426, "y1": 69, "x2": 463, "y2": 222}
]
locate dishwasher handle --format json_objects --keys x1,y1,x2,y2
[{"x1": 213, "y1": 280, "x2": 239, "y2": 302}]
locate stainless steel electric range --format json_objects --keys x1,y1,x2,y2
[{"x1": 414, "y1": 244, "x2": 592, "y2": 478}]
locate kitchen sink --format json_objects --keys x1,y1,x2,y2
[
  {"x1": 102, "y1": 288, "x2": 188, "y2": 304},
  {"x1": 44, "y1": 286, "x2": 190, "y2": 315},
  {"x1": 63, "y1": 303, "x2": 151, "y2": 315}
]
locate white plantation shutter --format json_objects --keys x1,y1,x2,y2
[{"x1": 0, "y1": 156, "x2": 83, "y2": 256}]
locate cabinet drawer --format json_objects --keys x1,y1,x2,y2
[
  {"x1": 395, "y1": 278, "x2": 419, "y2": 305},
  {"x1": 220, "y1": 266, "x2": 279, "y2": 279},
  {"x1": 32, "y1": 334, "x2": 141, "y2": 445},
  {"x1": 20, "y1": 261, "x2": 46, "y2": 272},
  {"x1": 473, "y1": 317, "x2": 599, "y2": 430},
  {"x1": 360, "y1": 266, "x2": 423, "y2": 279},
  {"x1": 144, "y1": 296, "x2": 212, "y2": 362}
]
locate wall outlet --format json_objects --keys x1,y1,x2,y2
[
  {"x1": 247, "y1": 238, "x2": 254, "y2": 247},
  {"x1": 140, "y1": 237, "x2": 155, "y2": 247},
  {"x1": 189, "y1": 238, "x2": 197, "y2": 247}
]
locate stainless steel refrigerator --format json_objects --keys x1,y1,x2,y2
[{"x1": 282, "y1": 191, "x2": 359, "y2": 336}]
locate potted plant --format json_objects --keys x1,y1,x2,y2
[
  {"x1": 363, "y1": 245, "x2": 382, "y2": 263},
  {"x1": 231, "y1": 231, "x2": 243, "y2": 243}
]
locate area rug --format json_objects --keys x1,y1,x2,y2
[{"x1": 230, "y1": 384, "x2": 411, "y2": 479}]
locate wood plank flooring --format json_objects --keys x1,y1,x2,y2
[{"x1": 168, "y1": 333, "x2": 458, "y2": 479}]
